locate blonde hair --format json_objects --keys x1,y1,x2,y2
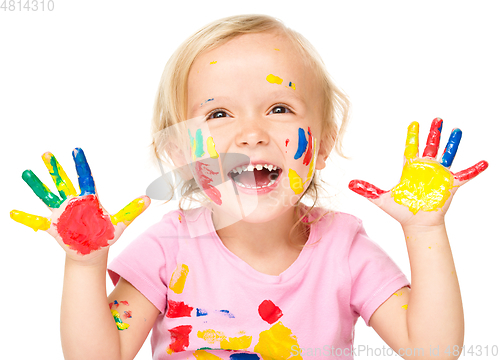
[{"x1": 150, "y1": 14, "x2": 351, "y2": 247}]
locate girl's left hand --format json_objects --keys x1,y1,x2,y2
[{"x1": 349, "y1": 118, "x2": 488, "y2": 228}]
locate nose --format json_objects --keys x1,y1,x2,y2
[{"x1": 234, "y1": 118, "x2": 270, "y2": 148}]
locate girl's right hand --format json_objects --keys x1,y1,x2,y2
[{"x1": 10, "y1": 148, "x2": 150, "y2": 263}]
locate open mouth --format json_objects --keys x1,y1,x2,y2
[{"x1": 227, "y1": 164, "x2": 282, "y2": 189}]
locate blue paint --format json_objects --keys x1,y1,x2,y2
[
  {"x1": 294, "y1": 128, "x2": 308, "y2": 160},
  {"x1": 230, "y1": 354, "x2": 260, "y2": 359},
  {"x1": 440, "y1": 128, "x2": 462, "y2": 167},
  {"x1": 216, "y1": 309, "x2": 235, "y2": 318},
  {"x1": 196, "y1": 308, "x2": 208, "y2": 316},
  {"x1": 72, "y1": 148, "x2": 95, "y2": 196}
]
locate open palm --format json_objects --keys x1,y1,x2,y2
[
  {"x1": 349, "y1": 118, "x2": 488, "y2": 227},
  {"x1": 10, "y1": 148, "x2": 150, "y2": 261}
]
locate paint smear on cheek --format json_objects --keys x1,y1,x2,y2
[
  {"x1": 294, "y1": 128, "x2": 308, "y2": 160},
  {"x1": 169, "y1": 264, "x2": 189, "y2": 294},
  {"x1": 195, "y1": 161, "x2": 222, "y2": 205},
  {"x1": 288, "y1": 139, "x2": 316, "y2": 195},
  {"x1": 254, "y1": 322, "x2": 302, "y2": 360},
  {"x1": 55, "y1": 195, "x2": 114, "y2": 255},
  {"x1": 391, "y1": 160, "x2": 454, "y2": 214},
  {"x1": 166, "y1": 325, "x2": 192, "y2": 354},
  {"x1": 207, "y1": 136, "x2": 219, "y2": 159}
]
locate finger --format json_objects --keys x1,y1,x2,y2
[
  {"x1": 22, "y1": 170, "x2": 64, "y2": 208},
  {"x1": 110, "y1": 196, "x2": 150, "y2": 227},
  {"x1": 348, "y1": 180, "x2": 388, "y2": 199},
  {"x1": 10, "y1": 209, "x2": 51, "y2": 231},
  {"x1": 404, "y1": 122, "x2": 419, "y2": 161},
  {"x1": 440, "y1": 128, "x2": 462, "y2": 168},
  {"x1": 42, "y1": 152, "x2": 78, "y2": 200},
  {"x1": 72, "y1": 148, "x2": 96, "y2": 196},
  {"x1": 453, "y1": 160, "x2": 488, "y2": 183},
  {"x1": 422, "y1": 117, "x2": 443, "y2": 158}
]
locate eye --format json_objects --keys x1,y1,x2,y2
[
  {"x1": 269, "y1": 104, "x2": 292, "y2": 115},
  {"x1": 207, "y1": 108, "x2": 230, "y2": 120}
]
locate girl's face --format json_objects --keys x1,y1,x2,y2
[{"x1": 184, "y1": 32, "x2": 328, "y2": 225}]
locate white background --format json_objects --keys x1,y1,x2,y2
[{"x1": 1, "y1": 0, "x2": 499, "y2": 359}]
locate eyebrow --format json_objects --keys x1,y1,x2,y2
[{"x1": 192, "y1": 91, "x2": 306, "y2": 114}]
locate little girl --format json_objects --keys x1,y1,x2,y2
[{"x1": 11, "y1": 14, "x2": 488, "y2": 360}]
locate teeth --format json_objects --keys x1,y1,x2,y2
[{"x1": 229, "y1": 163, "x2": 280, "y2": 174}]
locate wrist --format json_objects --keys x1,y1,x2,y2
[
  {"x1": 65, "y1": 248, "x2": 109, "y2": 268},
  {"x1": 402, "y1": 222, "x2": 447, "y2": 236}
]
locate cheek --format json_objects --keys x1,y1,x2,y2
[{"x1": 285, "y1": 127, "x2": 318, "y2": 195}]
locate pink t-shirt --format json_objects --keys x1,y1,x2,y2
[{"x1": 108, "y1": 204, "x2": 410, "y2": 359}]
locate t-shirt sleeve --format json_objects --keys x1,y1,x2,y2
[
  {"x1": 107, "y1": 214, "x2": 179, "y2": 315},
  {"x1": 349, "y1": 221, "x2": 411, "y2": 326}
]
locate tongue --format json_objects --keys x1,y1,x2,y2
[{"x1": 235, "y1": 169, "x2": 271, "y2": 187}]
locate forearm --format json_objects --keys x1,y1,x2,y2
[
  {"x1": 61, "y1": 249, "x2": 121, "y2": 360},
  {"x1": 403, "y1": 223, "x2": 464, "y2": 356}
]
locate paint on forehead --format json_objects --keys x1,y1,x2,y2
[
  {"x1": 266, "y1": 74, "x2": 283, "y2": 85},
  {"x1": 294, "y1": 128, "x2": 308, "y2": 160},
  {"x1": 200, "y1": 98, "x2": 214, "y2": 107},
  {"x1": 391, "y1": 160, "x2": 454, "y2": 214},
  {"x1": 55, "y1": 195, "x2": 114, "y2": 255},
  {"x1": 166, "y1": 325, "x2": 192, "y2": 354},
  {"x1": 210, "y1": 61, "x2": 217, "y2": 64},
  {"x1": 288, "y1": 82, "x2": 296, "y2": 90},
  {"x1": 207, "y1": 136, "x2": 219, "y2": 159},
  {"x1": 169, "y1": 264, "x2": 189, "y2": 294},
  {"x1": 10, "y1": 210, "x2": 51, "y2": 232},
  {"x1": 195, "y1": 161, "x2": 222, "y2": 205},
  {"x1": 254, "y1": 322, "x2": 302, "y2": 359},
  {"x1": 274, "y1": 48, "x2": 280, "y2": 51}
]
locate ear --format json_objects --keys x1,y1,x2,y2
[
  {"x1": 315, "y1": 133, "x2": 334, "y2": 170},
  {"x1": 165, "y1": 141, "x2": 194, "y2": 181}
]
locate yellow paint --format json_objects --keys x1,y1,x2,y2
[
  {"x1": 221, "y1": 335, "x2": 252, "y2": 350},
  {"x1": 288, "y1": 169, "x2": 304, "y2": 194},
  {"x1": 10, "y1": 210, "x2": 50, "y2": 231},
  {"x1": 178, "y1": 214, "x2": 182, "y2": 223},
  {"x1": 402, "y1": 304, "x2": 408, "y2": 310},
  {"x1": 42, "y1": 152, "x2": 78, "y2": 198},
  {"x1": 288, "y1": 139, "x2": 316, "y2": 195},
  {"x1": 429, "y1": 247, "x2": 432, "y2": 249},
  {"x1": 254, "y1": 322, "x2": 302, "y2": 360},
  {"x1": 198, "y1": 329, "x2": 227, "y2": 344},
  {"x1": 393, "y1": 291, "x2": 402, "y2": 296},
  {"x1": 266, "y1": 74, "x2": 283, "y2": 85},
  {"x1": 289, "y1": 82, "x2": 296, "y2": 90},
  {"x1": 274, "y1": 48, "x2": 280, "y2": 51},
  {"x1": 207, "y1": 136, "x2": 219, "y2": 159},
  {"x1": 404, "y1": 122, "x2": 419, "y2": 160},
  {"x1": 210, "y1": 61, "x2": 217, "y2": 64},
  {"x1": 110, "y1": 309, "x2": 130, "y2": 330},
  {"x1": 110, "y1": 198, "x2": 146, "y2": 226},
  {"x1": 169, "y1": 264, "x2": 189, "y2": 294},
  {"x1": 391, "y1": 159, "x2": 454, "y2": 214},
  {"x1": 193, "y1": 350, "x2": 223, "y2": 360}
]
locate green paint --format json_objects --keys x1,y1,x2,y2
[
  {"x1": 22, "y1": 170, "x2": 62, "y2": 208},
  {"x1": 195, "y1": 129, "x2": 205, "y2": 158},
  {"x1": 48, "y1": 155, "x2": 68, "y2": 200}
]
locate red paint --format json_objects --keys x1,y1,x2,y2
[
  {"x1": 453, "y1": 160, "x2": 488, "y2": 181},
  {"x1": 302, "y1": 127, "x2": 313, "y2": 166},
  {"x1": 422, "y1": 118, "x2": 443, "y2": 158},
  {"x1": 167, "y1": 325, "x2": 192, "y2": 353},
  {"x1": 109, "y1": 302, "x2": 113, "y2": 309},
  {"x1": 119, "y1": 301, "x2": 129, "y2": 306},
  {"x1": 54, "y1": 195, "x2": 114, "y2": 255},
  {"x1": 285, "y1": 139, "x2": 289, "y2": 147},
  {"x1": 195, "y1": 161, "x2": 222, "y2": 205},
  {"x1": 348, "y1": 180, "x2": 388, "y2": 199},
  {"x1": 258, "y1": 300, "x2": 283, "y2": 324},
  {"x1": 123, "y1": 311, "x2": 132, "y2": 319},
  {"x1": 166, "y1": 300, "x2": 193, "y2": 318}
]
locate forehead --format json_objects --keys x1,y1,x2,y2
[{"x1": 187, "y1": 32, "x2": 322, "y2": 114}]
